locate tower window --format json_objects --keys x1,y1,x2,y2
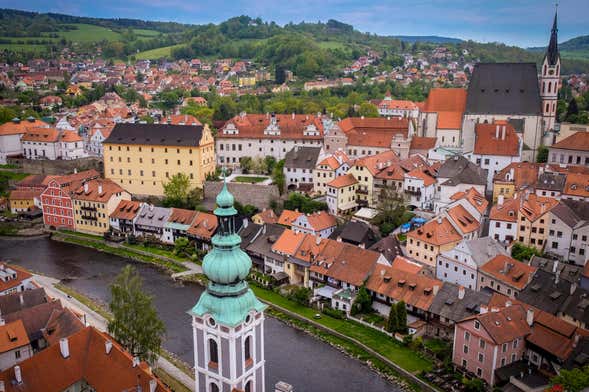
[
  {"x1": 210, "y1": 384, "x2": 219, "y2": 392},
  {"x1": 209, "y1": 339, "x2": 218, "y2": 365},
  {"x1": 245, "y1": 336, "x2": 252, "y2": 362},
  {"x1": 245, "y1": 381, "x2": 253, "y2": 392}
]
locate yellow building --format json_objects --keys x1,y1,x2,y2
[
  {"x1": 238, "y1": 76, "x2": 256, "y2": 87},
  {"x1": 492, "y1": 162, "x2": 541, "y2": 203},
  {"x1": 348, "y1": 151, "x2": 399, "y2": 208},
  {"x1": 72, "y1": 179, "x2": 131, "y2": 235},
  {"x1": 516, "y1": 194, "x2": 558, "y2": 251},
  {"x1": 326, "y1": 173, "x2": 358, "y2": 215},
  {"x1": 103, "y1": 123, "x2": 215, "y2": 197},
  {"x1": 406, "y1": 216, "x2": 462, "y2": 267},
  {"x1": 8, "y1": 190, "x2": 39, "y2": 213}
]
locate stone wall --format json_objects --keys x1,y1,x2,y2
[
  {"x1": 203, "y1": 181, "x2": 280, "y2": 210},
  {"x1": 8, "y1": 157, "x2": 103, "y2": 176}
]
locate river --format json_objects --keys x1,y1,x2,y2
[{"x1": 0, "y1": 237, "x2": 400, "y2": 392}]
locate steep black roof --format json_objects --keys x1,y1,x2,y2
[
  {"x1": 545, "y1": 11, "x2": 559, "y2": 66},
  {"x1": 465, "y1": 63, "x2": 541, "y2": 115},
  {"x1": 104, "y1": 123, "x2": 205, "y2": 147},
  {"x1": 437, "y1": 155, "x2": 487, "y2": 186},
  {"x1": 428, "y1": 282, "x2": 491, "y2": 323}
]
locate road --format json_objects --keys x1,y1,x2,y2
[{"x1": 34, "y1": 274, "x2": 196, "y2": 391}]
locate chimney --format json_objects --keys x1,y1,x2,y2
[
  {"x1": 505, "y1": 300, "x2": 512, "y2": 307},
  {"x1": 491, "y1": 306, "x2": 500, "y2": 312},
  {"x1": 132, "y1": 356, "x2": 140, "y2": 367},
  {"x1": 555, "y1": 269, "x2": 560, "y2": 285},
  {"x1": 0, "y1": 380, "x2": 4, "y2": 391},
  {"x1": 14, "y1": 366, "x2": 22, "y2": 384},
  {"x1": 433, "y1": 285, "x2": 440, "y2": 295},
  {"x1": 480, "y1": 305, "x2": 488, "y2": 314},
  {"x1": 292, "y1": 112, "x2": 295, "y2": 120},
  {"x1": 19, "y1": 293, "x2": 24, "y2": 306},
  {"x1": 149, "y1": 379, "x2": 157, "y2": 392},
  {"x1": 59, "y1": 337, "x2": 70, "y2": 358},
  {"x1": 526, "y1": 309, "x2": 534, "y2": 326},
  {"x1": 83, "y1": 182, "x2": 89, "y2": 193},
  {"x1": 98, "y1": 183, "x2": 103, "y2": 195},
  {"x1": 552, "y1": 260, "x2": 559, "y2": 273},
  {"x1": 495, "y1": 125, "x2": 500, "y2": 139},
  {"x1": 458, "y1": 286, "x2": 465, "y2": 299},
  {"x1": 497, "y1": 195, "x2": 504, "y2": 206},
  {"x1": 105, "y1": 340, "x2": 113, "y2": 354},
  {"x1": 0, "y1": 318, "x2": 5, "y2": 326},
  {"x1": 73, "y1": 168, "x2": 78, "y2": 174},
  {"x1": 501, "y1": 125, "x2": 506, "y2": 140},
  {"x1": 437, "y1": 216, "x2": 442, "y2": 224},
  {"x1": 570, "y1": 283, "x2": 577, "y2": 295}
]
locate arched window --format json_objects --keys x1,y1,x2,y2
[
  {"x1": 556, "y1": 65, "x2": 559, "y2": 75},
  {"x1": 546, "y1": 103, "x2": 550, "y2": 113},
  {"x1": 245, "y1": 381, "x2": 253, "y2": 392},
  {"x1": 209, "y1": 339, "x2": 218, "y2": 364},
  {"x1": 548, "y1": 82, "x2": 552, "y2": 93},
  {"x1": 245, "y1": 336, "x2": 252, "y2": 361},
  {"x1": 210, "y1": 383, "x2": 220, "y2": 392},
  {"x1": 542, "y1": 82, "x2": 545, "y2": 93}
]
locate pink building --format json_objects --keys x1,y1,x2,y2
[
  {"x1": 41, "y1": 170, "x2": 99, "y2": 230},
  {"x1": 452, "y1": 306, "x2": 529, "y2": 386}
]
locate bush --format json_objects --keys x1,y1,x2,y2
[
  {"x1": 285, "y1": 286, "x2": 312, "y2": 306},
  {"x1": 511, "y1": 242, "x2": 541, "y2": 262},
  {"x1": 322, "y1": 307, "x2": 346, "y2": 319}
]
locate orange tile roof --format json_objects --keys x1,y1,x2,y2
[
  {"x1": 0, "y1": 263, "x2": 32, "y2": 293},
  {"x1": 490, "y1": 196, "x2": 520, "y2": 222},
  {"x1": 480, "y1": 254, "x2": 537, "y2": 290},
  {"x1": 327, "y1": 173, "x2": 358, "y2": 188},
  {"x1": 0, "y1": 118, "x2": 48, "y2": 136},
  {"x1": 410, "y1": 136, "x2": 437, "y2": 150},
  {"x1": 377, "y1": 98, "x2": 418, "y2": 111},
  {"x1": 390, "y1": 256, "x2": 424, "y2": 274},
  {"x1": 374, "y1": 164, "x2": 405, "y2": 181},
  {"x1": 405, "y1": 168, "x2": 436, "y2": 186},
  {"x1": 472, "y1": 305, "x2": 531, "y2": 344},
  {"x1": 187, "y1": 212, "x2": 218, "y2": 240},
  {"x1": 59, "y1": 130, "x2": 83, "y2": 143},
  {"x1": 519, "y1": 194, "x2": 559, "y2": 222},
  {"x1": 447, "y1": 204, "x2": 480, "y2": 234},
  {"x1": 354, "y1": 150, "x2": 400, "y2": 176},
  {"x1": 0, "y1": 320, "x2": 29, "y2": 353},
  {"x1": 254, "y1": 209, "x2": 278, "y2": 224},
  {"x1": 277, "y1": 210, "x2": 302, "y2": 226},
  {"x1": 551, "y1": 131, "x2": 589, "y2": 152},
  {"x1": 421, "y1": 88, "x2": 467, "y2": 129},
  {"x1": 8, "y1": 189, "x2": 41, "y2": 201},
  {"x1": 0, "y1": 326, "x2": 169, "y2": 392},
  {"x1": 110, "y1": 200, "x2": 142, "y2": 220},
  {"x1": 167, "y1": 208, "x2": 197, "y2": 225},
  {"x1": 563, "y1": 173, "x2": 589, "y2": 198},
  {"x1": 21, "y1": 127, "x2": 59, "y2": 142},
  {"x1": 319, "y1": 243, "x2": 380, "y2": 287},
  {"x1": 218, "y1": 113, "x2": 324, "y2": 140},
  {"x1": 71, "y1": 179, "x2": 126, "y2": 202},
  {"x1": 165, "y1": 114, "x2": 202, "y2": 126},
  {"x1": 366, "y1": 263, "x2": 441, "y2": 311},
  {"x1": 493, "y1": 162, "x2": 541, "y2": 190},
  {"x1": 305, "y1": 211, "x2": 337, "y2": 231},
  {"x1": 406, "y1": 217, "x2": 462, "y2": 246},
  {"x1": 450, "y1": 187, "x2": 488, "y2": 215},
  {"x1": 339, "y1": 117, "x2": 410, "y2": 147},
  {"x1": 272, "y1": 229, "x2": 306, "y2": 256},
  {"x1": 293, "y1": 234, "x2": 328, "y2": 263},
  {"x1": 16, "y1": 174, "x2": 57, "y2": 189},
  {"x1": 474, "y1": 123, "x2": 520, "y2": 156}
]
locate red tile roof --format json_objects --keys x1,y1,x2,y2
[
  {"x1": 421, "y1": 88, "x2": 467, "y2": 129},
  {"x1": 305, "y1": 211, "x2": 337, "y2": 231},
  {"x1": 21, "y1": 127, "x2": 60, "y2": 143},
  {"x1": 327, "y1": 173, "x2": 358, "y2": 188},
  {"x1": 0, "y1": 264, "x2": 32, "y2": 293},
  {"x1": 552, "y1": 131, "x2": 589, "y2": 152},
  {"x1": 0, "y1": 119, "x2": 48, "y2": 136},
  {"x1": 272, "y1": 229, "x2": 306, "y2": 256},
  {"x1": 410, "y1": 136, "x2": 437, "y2": 150},
  {"x1": 339, "y1": 117, "x2": 410, "y2": 148},
  {"x1": 519, "y1": 194, "x2": 559, "y2": 223},
  {"x1": 490, "y1": 195, "x2": 520, "y2": 222},
  {"x1": 474, "y1": 122, "x2": 520, "y2": 156},
  {"x1": 218, "y1": 113, "x2": 323, "y2": 140},
  {"x1": 110, "y1": 200, "x2": 142, "y2": 220},
  {"x1": 71, "y1": 179, "x2": 126, "y2": 202},
  {"x1": 447, "y1": 204, "x2": 480, "y2": 234},
  {"x1": 354, "y1": 150, "x2": 400, "y2": 176},
  {"x1": 0, "y1": 320, "x2": 29, "y2": 353},
  {"x1": 406, "y1": 217, "x2": 462, "y2": 246},
  {"x1": 480, "y1": 255, "x2": 537, "y2": 290},
  {"x1": 187, "y1": 212, "x2": 218, "y2": 240},
  {"x1": 277, "y1": 210, "x2": 301, "y2": 226},
  {"x1": 0, "y1": 326, "x2": 169, "y2": 391},
  {"x1": 405, "y1": 168, "x2": 436, "y2": 186},
  {"x1": 563, "y1": 173, "x2": 589, "y2": 198}
]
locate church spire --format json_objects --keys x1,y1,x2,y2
[{"x1": 546, "y1": 6, "x2": 559, "y2": 66}]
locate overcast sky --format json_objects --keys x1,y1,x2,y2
[{"x1": 3, "y1": 0, "x2": 588, "y2": 47}]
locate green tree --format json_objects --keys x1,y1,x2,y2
[
  {"x1": 550, "y1": 365, "x2": 589, "y2": 392},
  {"x1": 511, "y1": 242, "x2": 541, "y2": 262},
  {"x1": 240, "y1": 157, "x2": 253, "y2": 174},
  {"x1": 272, "y1": 159, "x2": 286, "y2": 195},
  {"x1": 163, "y1": 172, "x2": 191, "y2": 207},
  {"x1": 386, "y1": 304, "x2": 398, "y2": 333},
  {"x1": 351, "y1": 285, "x2": 372, "y2": 315},
  {"x1": 174, "y1": 237, "x2": 190, "y2": 256},
  {"x1": 108, "y1": 265, "x2": 165, "y2": 363},
  {"x1": 374, "y1": 188, "x2": 410, "y2": 236},
  {"x1": 396, "y1": 301, "x2": 408, "y2": 334},
  {"x1": 462, "y1": 378, "x2": 485, "y2": 392},
  {"x1": 565, "y1": 98, "x2": 579, "y2": 122},
  {"x1": 536, "y1": 145, "x2": 549, "y2": 163},
  {"x1": 358, "y1": 102, "x2": 379, "y2": 118}
]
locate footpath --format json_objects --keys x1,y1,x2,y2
[{"x1": 34, "y1": 274, "x2": 196, "y2": 391}]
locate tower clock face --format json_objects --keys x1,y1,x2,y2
[{"x1": 549, "y1": 70, "x2": 554, "y2": 75}]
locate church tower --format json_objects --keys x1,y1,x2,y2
[
  {"x1": 539, "y1": 8, "x2": 560, "y2": 133},
  {"x1": 191, "y1": 179, "x2": 267, "y2": 392}
]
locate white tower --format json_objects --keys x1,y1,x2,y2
[
  {"x1": 191, "y1": 181, "x2": 266, "y2": 392},
  {"x1": 539, "y1": 8, "x2": 560, "y2": 134}
]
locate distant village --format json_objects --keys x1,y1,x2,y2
[{"x1": 0, "y1": 10, "x2": 588, "y2": 392}]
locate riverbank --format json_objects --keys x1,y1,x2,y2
[{"x1": 43, "y1": 232, "x2": 436, "y2": 391}]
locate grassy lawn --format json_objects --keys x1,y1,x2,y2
[
  {"x1": 123, "y1": 243, "x2": 191, "y2": 263},
  {"x1": 317, "y1": 40, "x2": 347, "y2": 50},
  {"x1": 233, "y1": 176, "x2": 267, "y2": 183},
  {"x1": 360, "y1": 312, "x2": 386, "y2": 327},
  {"x1": 55, "y1": 23, "x2": 122, "y2": 42},
  {"x1": 133, "y1": 29, "x2": 161, "y2": 37},
  {"x1": 136, "y1": 44, "x2": 184, "y2": 60},
  {"x1": 154, "y1": 368, "x2": 192, "y2": 392},
  {"x1": 251, "y1": 286, "x2": 432, "y2": 373}
]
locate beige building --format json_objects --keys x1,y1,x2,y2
[
  {"x1": 406, "y1": 216, "x2": 462, "y2": 267},
  {"x1": 72, "y1": 179, "x2": 131, "y2": 235},
  {"x1": 103, "y1": 123, "x2": 215, "y2": 197},
  {"x1": 516, "y1": 194, "x2": 559, "y2": 251},
  {"x1": 326, "y1": 173, "x2": 358, "y2": 216}
]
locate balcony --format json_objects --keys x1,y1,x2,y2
[
  {"x1": 357, "y1": 188, "x2": 369, "y2": 195},
  {"x1": 405, "y1": 188, "x2": 422, "y2": 196},
  {"x1": 80, "y1": 206, "x2": 97, "y2": 212},
  {"x1": 81, "y1": 215, "x2": 98, "y2": 221}
]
